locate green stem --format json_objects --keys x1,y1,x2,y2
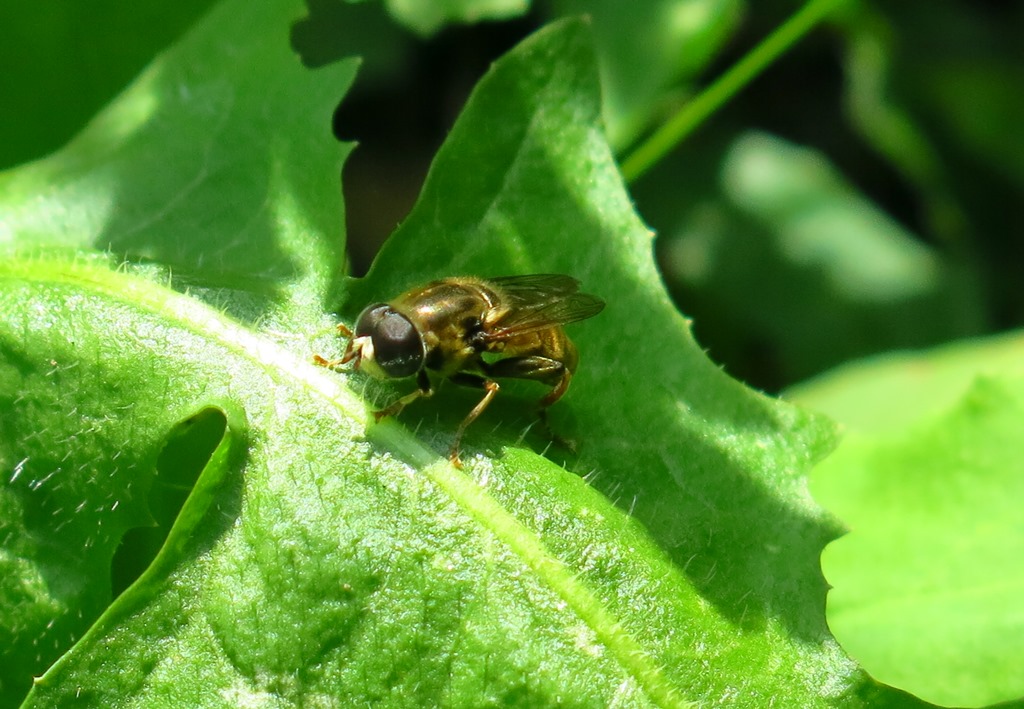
[{"x1": 620, "y1": 0, "x2": 848, "y2": 183}]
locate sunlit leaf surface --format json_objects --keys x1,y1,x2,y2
[{"x1": 0, "y1": 1, "x2": 928, "y2": 706}]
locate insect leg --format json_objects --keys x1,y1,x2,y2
[
  {"x1": 483, "y1": 356, "x2": 576, "y2": 453},
  {"x1": 482, "y1": 356, "x2": 569, "y2": 408},
  {"x1": 375, "y1": 369, "x2": 433, "y2": 422},
  {"x1": 313, "y1": 354, "x2": 344, "y2": 368},
  {"x1": 313, "y1": 323, "x2": 356, "y2": 368},
  {"x1": 446, "y1": 375, "x2": 501, "y2": 468}
]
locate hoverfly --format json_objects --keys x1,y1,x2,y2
[{"x1": 315, "y1": 274, "x2": 605, "y2": 467}]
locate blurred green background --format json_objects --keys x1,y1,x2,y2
[{"x1": 3, "y1": 0, "x2": 1020, "y2": 393}]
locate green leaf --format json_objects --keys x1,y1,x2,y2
[
  {"x1": 924, "y1": 60, "x2": 1024, "y2": 188},
  {"x1": 0, "y1": 0, "x2": 354, "y2": 325},
  {"x1": 792, "y1": 334, "x2": 1024, "y2": 706},
  {"x1": 1, "y1": 0, "x2": 352, "y2": 703},
  {"x1": 549, "y1": 0, "x2": 743, "y2": 148},
  {"x1": 0, "y1": 253, "x2": 255, "y2": 706},
  {"x1": 811, "y1": 375, "x2": 1024, "y2": 708},
  {"x1": 787, "y1": 330, "x2": 1024, "y2": 436},
  {"x1": 384, "y1": 0, "x2": 529, "y2": 36},
  {"x1": 345, "y1": 16, "x2": 873, "y2": 708},
  {"x1": 659, "y1": 131, "x2": 983, "y2": 386},
  {"x1": 0, "y1": 0, "x2": 215, "y2": 170},
  {"x1": 838, "y1": 2, "x2": 1024, "y2": 252},
  {"x1": 2, "y1": 3, "x2": 900, "y2": 706},
  {"x1": 838, "y1": 2, "x2": 967, "y2": 244}
]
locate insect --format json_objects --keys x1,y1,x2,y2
[{"x1": 315, "y1": 274, "x2": 605, "y2": 467}]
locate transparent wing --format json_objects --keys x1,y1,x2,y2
[
  {"x1": 484, "y1": 274, "x2": 605, "y2": 341},
  {"x1": 489, "y1": 274, "x2": 582, "y2": 302}
]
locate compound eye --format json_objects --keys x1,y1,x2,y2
[
  {"x1": 356, "y1": 305, "x2": 424, "y2": 378},
  {"x1": 355, "y1": 304, "x2": 390, "y2": 337}
]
